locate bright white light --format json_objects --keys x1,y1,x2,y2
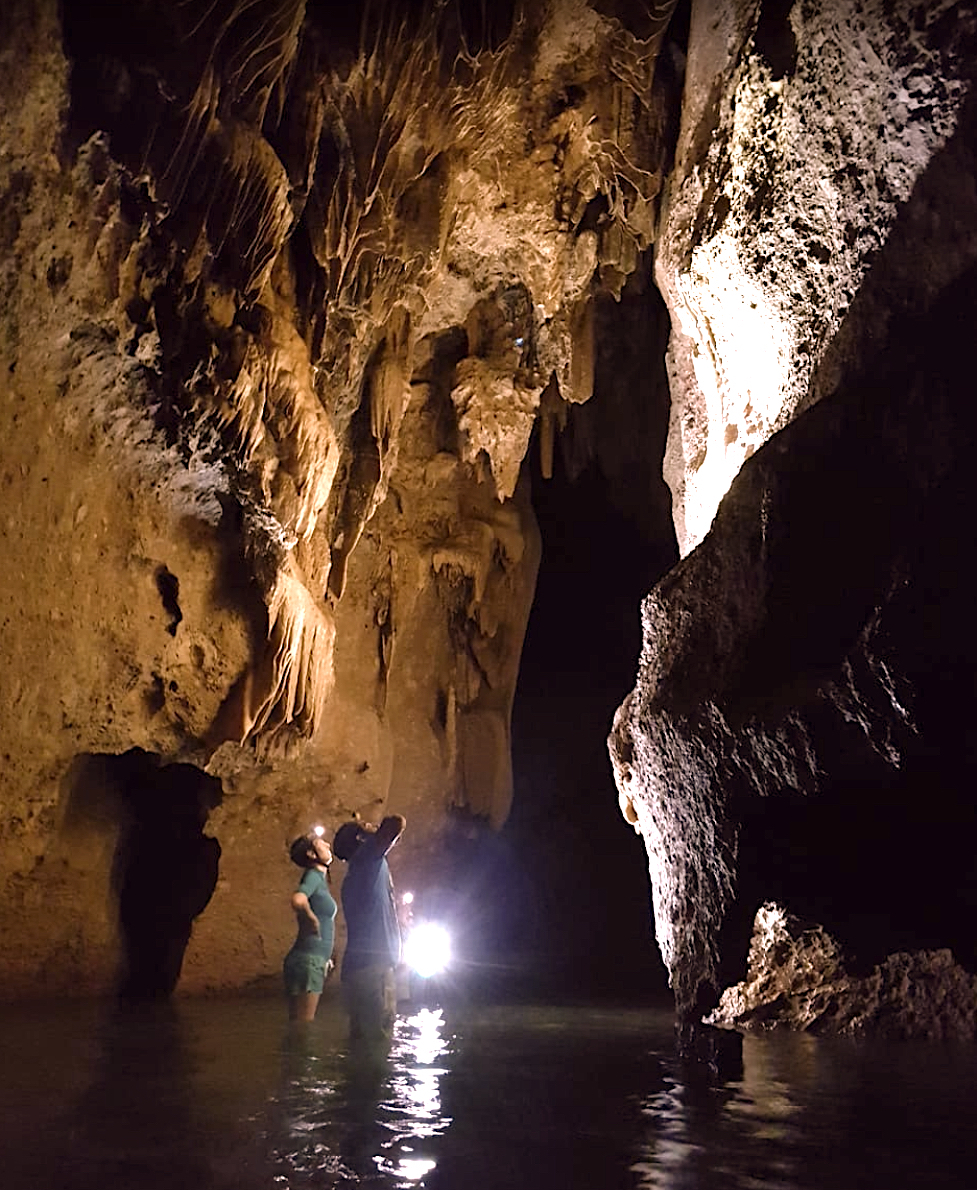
[
  {"x1": 312, "y1": 825, "x2": 325, "y2": 837},
  {"x1": 396, "y1": 1157, "x2": 436, "y2": 1181},
  {"x1": 402, "y1": 890, "x2": 414, "y2": 905},
  {"x1": 404, "y1": 922, "x2": 451, "y2": 978},
  {"x1": 401, "y1": 1007, "x2": 447, "y2": 1066}
]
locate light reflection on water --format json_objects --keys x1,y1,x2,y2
[
  {"x1": 267, "y1": 1004, "x2": 453, "y2": 1187},
  {"x1": 0, "y1": 995, "x2": 975, "y2": 1189}
]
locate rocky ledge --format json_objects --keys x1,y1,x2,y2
[{"x1": 708, "y1": 903, "x2": 977, "y2": 1043}]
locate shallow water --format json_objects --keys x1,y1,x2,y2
[{"x1": 0, "y1": 990, "x2": 974, "y2": 1189}]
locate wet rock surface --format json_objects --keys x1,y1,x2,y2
[
  {"x1": 611, "y1": 0, "x2": 977, "y2": 1029},
  {"x1": 708, "y1": 903, "x2": 977, "y2": 1042}
]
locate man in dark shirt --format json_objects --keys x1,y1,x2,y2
[{"x1": 332, "y1": 814, "x2": 406, "y2": 1043}]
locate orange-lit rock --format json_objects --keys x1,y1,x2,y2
[{"x1": 0, "y1": 0, "x2": 676, "y2": 997}]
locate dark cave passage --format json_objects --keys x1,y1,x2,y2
[
  {"x1": 495, "y1": 280, "x2": 679, "y2": 1000},
  {"x1": 503, "y1": 457, "x2": 668, "y2": 997},
  {"x1": 64, "y1": 749, "x2": 223, "y2": 1001},
  {"x1": 111, "y1": 750, "x2": 223, "y2": 1000}
]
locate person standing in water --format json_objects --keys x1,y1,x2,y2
[
  {"x1": 332, "y1": 814, "x2": 406, "y2": 1044},
  {"x1": 284, "y1": 832, "x2": 337, "y2": 1022}
]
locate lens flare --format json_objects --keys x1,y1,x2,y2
[{"x1": 404, "y1": 922, "x2": 451, "y2": 978}]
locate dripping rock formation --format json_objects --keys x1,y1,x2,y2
[
  {"x1": 0, "y1": 0, "x2": 678, "y2": 998},
  {"x1": 2, "y1": 0, "x2": 977, "y2": 1045}
]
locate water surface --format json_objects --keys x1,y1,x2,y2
[{"x1": 0, "y1": 992, "x2": 974, "y2": 1188}]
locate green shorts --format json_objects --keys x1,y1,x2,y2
[{"x1": 283, "y1": 950, "x2": 331, "y2": 996}]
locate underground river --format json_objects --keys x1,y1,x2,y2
[{"x1": 1, "y1": 987, "x2": 975, "y2": 1189}]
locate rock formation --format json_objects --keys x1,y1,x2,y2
[
  {"x1": 3, "y1": 0, "x2": 976, "y2": 1035},
  {"x1": 0, "y1": 0, "x2": 678, "y2": 997},
  {"x1": 610, "y1": 0, "x2": 977, "y2": 1035},
  {"x1": 707, "y1": 903, "x2": 977, "y2": 1042}
]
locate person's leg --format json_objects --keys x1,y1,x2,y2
[
  {"x1": 284, "y1": 952, "x2": 326, "y2": 1020},
  {"x1": 345, "y1": 966, "x2": 397, "y2": 1043},
  {"x1": 379, "y1": 967, "x2": 396, "y2": 1036},
  {"x1": 343, "y1": 975, "x2": 364, "y2": 1041},
  {"x1": 289, "y1": 991, "x2": 321, "y2": 1022}
]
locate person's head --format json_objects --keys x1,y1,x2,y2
[
  {"x1": 289, "y1": 833, "x2": 332, "y2": 869},
  {"x1": 332, "y1": 820, "x2": 371, "y2": 861}
]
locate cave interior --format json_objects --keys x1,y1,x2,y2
[{"x1": 2, "y1": 0, "x2": 977, "y2": 1039}]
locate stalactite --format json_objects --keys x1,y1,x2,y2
[
  {"x1": 199, "y1": 120, "x2": 294, "y2": 297},
  {"x1": 150, "y1": 64, "x2": 221, "y2": 217},
  {"x1": 444, "y1": 682, "x2": 458, "y2": 778},
  {"x1": 538, "y1": 374, "x2": 567, "y2": 480},
  {"x1": 567, "y1": 296, "x2": 594, "y2": 406},
  {"x1": 236, "y1": 563, "x2": 336, "y2": 744},
  {"x1": 300, "y1": 1, "x2": 523, "y2": 415},
  {"x1": 138, "y1": 1, "x2": 306, "y2": 296},
  {"x1": 207, "y1": 301, "x2": 339, "y2": 542}
]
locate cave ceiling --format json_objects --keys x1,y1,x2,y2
[
  {"x1": 51, "y1": 0, "x2": 679, "y2": 752},
  {"x1": 5, "y1": 0, "x2": 977, "y2": 1036},
  {"x1": 0, "y1": 0, "x2": 681, "y2": 997}
]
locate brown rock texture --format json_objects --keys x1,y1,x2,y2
[
  {"x1": 0, "y1": 0, "x2": 678, "y2": 998},
  {"x1": 708, "y1": 903, "x2": 977, "y2": 1042},
  {"x1": 610, "y1": 0, "x2": 977, "y2": 1032},
  {"x1": 6, "y1": 0, "x2": 975, "y2": 1038}
]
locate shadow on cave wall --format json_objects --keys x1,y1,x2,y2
[
  {"x1": 66, "y1": 750, "x2": 223, "y2": 1000},
  {"x1": 710, "y1": 258, "x2": 977, "y2": 990},
  {"x1": 489, "y1": 277, "x2": 679, "y2": 1001}
]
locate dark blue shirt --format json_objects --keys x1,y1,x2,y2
[{"x1": 340, "y1": 837, "x2": 401, "y2": 978}]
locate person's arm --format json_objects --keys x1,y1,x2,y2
[
  {"x1": 373, "y1": 814, "x2": 406, "y2": 856},
  {"x1": 291, "y1": 878, "x2": 321, "y2": 937}
]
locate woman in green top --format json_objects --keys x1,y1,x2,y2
[{"x1": 284, "y1": 832, "x2": 337, "y2": 1021}]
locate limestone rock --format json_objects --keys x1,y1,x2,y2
[
  {"x1": 611, "y1": 0, "x2": 977, "y2": 1029},
  {"x1": 709, "y1": 903, "x2": 977, "y2": 1042},
  {"x1": 657, "y1": 0, "x2": 977, "y2": 554},
  {"x1": 0, "y1": 0, "x2": 677, "y2": 997}
]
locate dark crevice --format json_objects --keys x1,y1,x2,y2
[
  {"x1": 111, "y1": 749, "x2": 223, "y2": 1001},
  {"x1": 155, "y1": 566, "x2": 183, "y2": 637},
  {"x1": 753, "y1": 0, "x2": 798, "y2": 81},
  {"x1": 493, "y1": 281, "x2": 678, "y2": 1000},
  {"x1": 499, "y1": 443, "x2": 673, "y2": 999},
  {"x1": 62, "y1": 750, "x2": 223, "y2": 1000}
]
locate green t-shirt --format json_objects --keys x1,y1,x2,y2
[{"x1": 293, "y1": 867, "x2": 337, "y2": 959}]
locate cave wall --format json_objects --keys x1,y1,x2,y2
[
  {"x1": 11, "y1": 0, "x2": 970, "y2": 1026},
  {"x1": 0, "y1": 0, "x2": 680, "y2": 997},
  {"x1": 659, "y1": 0, "x2": 977, "y2": 555},
  {"x1": 611, "y1": 0, "x2": 977, "y2": 1030}
]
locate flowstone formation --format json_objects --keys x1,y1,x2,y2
[
  {"x1": 610, "y1": 0, "x2": 977, "y2": 1038},
  {"x1": 0, "y1": 0, "x2": 680, "y2": 997}
]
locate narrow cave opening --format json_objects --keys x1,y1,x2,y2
[
  {"x1": 497, "y1": 279, "x2": 679, "y2": 1001},
  {"x1": 109, "y1": 749, "x2": 223, "y2": 1001}
]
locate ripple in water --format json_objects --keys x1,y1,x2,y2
[{"x1": 0, "y1": 996, "x2": 975, "y2": 1189}]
